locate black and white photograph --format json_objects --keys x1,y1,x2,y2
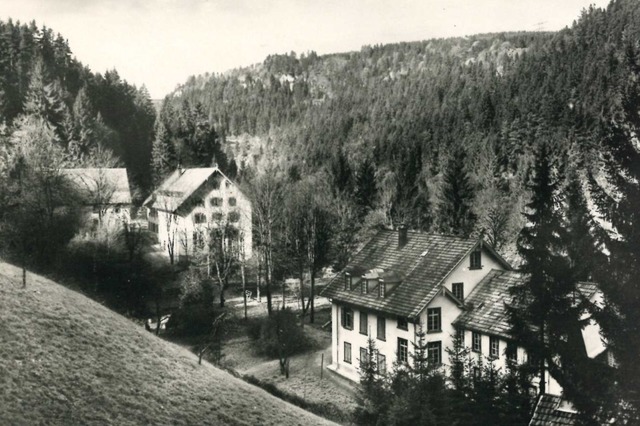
[{"x1": 0, "y1": 0, "x2": 637, "y2": 424}]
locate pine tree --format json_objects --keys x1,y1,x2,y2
[
  {"x1": 354, "y1": 158, "x2": 377, "y2": 217},
  {"x1": 437, "y1": 147, "x2": 477, "y2": 237},
  {"x1": 586, "y1": 44, "x2": 640, "y2": 422},
  {"x1": 354, "y1": 336, "x2": 387, "y2": 425},
  {"x1": 508, "y1": 141, "x2": 572, "y2": 395},
  {"x1": 69, "y1": 86, "x2": 96, "y2": 161},
  {"x1": 151, "y1": 120, "x2": 176, "y2": 187}
]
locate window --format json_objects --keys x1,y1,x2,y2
[
  {"x1": 398, "y1": 338, "x2": 408, "y2": 363},
  {"x1": 212, "y1": 212, "x2": 223, "y2": 222},
  {"x1": 344, "y1": 342, "x2": 352, "y2": 364},
  {"x1": 456, "y1": 329, "x2": 465, "y2": 347},
  {"x1": 210, "y1": 197, "x2": 222, "y2": 207},
  {"x1": 377, "y1": 352, "x2": 387, "y2": 374},
  {"x1": 194, "y1": 213, "x2": 207, "y2": 224},
  {"x1": 149, "y1": 208, "x2": 158, "y2": 218},
  {"x1": 506, "y1": 341, "x2": 517, "y2": 362},
  {"x1": 427, "y1": 308, "x2": 441, "y2": 332},
  {"x1": 361, "y1": 279, "x2": 368, "y2": 294},
  {"x1": 228, "y1": 211, "x2": 241, "y2": 223},
  {"x1": 472, "y1": 332, "x2": 482, "y2": 353},
  {"x1": 427, "y1": 341, "x2": 442, "y2": 365},
  {"x1": 341, "y1": 307, "x2": 353, "y2": 330},
  {"x1": 359, "y1": 311, "x2": 368, "y2": 335},
  {"x1": 490, "y1": 336, "x2": 500, "y2": 359},
  {"x1": 377, "y1": 316, "x2": 386, "y2": 341},
  {"x1": 379, "y1": 282, "x2": 386, "y2": 298},
  {"x1": 360, "y1": 347, "x2": 368, "y2": 368},
  {"x1": 195, "y1": 198, "x2": 205, "y2": 207},
  {"x1": 473, "y1": 367, "x2": 481, "y2": 381},
  {"x1": 228, "y1": 197, "x2": 237, "y2": 206},
  {"x1": 193, "y1": 231, "x2": 205, "y2": 248},
  {"x1": 397, "y1": 317, "x2": 408, "y2": 331},
  {"x1": 452, "y1": 282, "x2": 464, "y2": 301},
  {"x1": 344, "y1": 274, "x2": 351, "y2": 291},
  {"x1": 470, "y1": 249, "x2": 482, "y2": 269}
]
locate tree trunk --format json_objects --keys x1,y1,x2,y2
[
  {"x1": 282, "y1": 280, "x2": 286, "y2": 310},
  {"x1": 265, "y1": 249, "x2": 273, "y2": 315},
  {"x1": 310, "y1": 269, "x2": 316, "y2": 323},
  {"x1": 299, "y1": 269, "x2": 306, "y2": 328},
  {"x1": 241, "y1": 263, "x2": 247, "y2": 320},
  {"x1": 257, "y1": 255, "x2": 262, "y2": 303}
]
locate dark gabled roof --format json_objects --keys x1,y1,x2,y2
[
  {"x1": 144, "y1": 168, "x2": 235, "y2": 214},
  {"x1": 454, "y1": 271, "x2": 601, "y2": 340},
  {"x1": 62, "y1": 168, "x2": 132, "y2": 205},
  {"x1": 453, "y1": 269, "x2": 522, "y2": 339},
  {"x1": 320, "y1": 230, "x2": 510, "y2": 319},
  {"x1": 529, "y1": 394, "x2": 578, "y2": 426}
]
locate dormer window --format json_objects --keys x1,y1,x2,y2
[
  {"x1": 344, "y1": 273, "x2": 351, "y2": 291},
  {"x1": 452, "y1": 282, "x2": 464, "y2": 301},
  {"x1": 470, "y1": 249, "x2": 482, "y2": 270},
  {"x1": 379, "y1": 282, "x2": 386, "y2": 298}
]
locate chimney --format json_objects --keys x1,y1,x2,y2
[{"x1": 398, "y1": 224, "x2": 408, "y2": 249}]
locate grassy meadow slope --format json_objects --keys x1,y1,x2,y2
[{"x1": 0, "y1": 262, "x2": 333, "y2": 426}]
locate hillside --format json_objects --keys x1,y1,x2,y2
[
  {"x1": 151, "y1": 0, "x2": 639, "y2": 259},
  {"x1": 0, "y1": 262, "x2": 333, "y2": 426}
]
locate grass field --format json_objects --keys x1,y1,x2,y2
[{"x1": 0, "y1": 262, "x2": 334, "y2": 426}]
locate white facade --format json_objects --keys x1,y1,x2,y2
[
  {"x1": 147, "y1": 169, "x2": 252, "y2": 262},
  {"x1": 328, "y1": 246, "x2": 507, "y2": 382}
]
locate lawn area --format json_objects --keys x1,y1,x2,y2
[
  {"x1": 212, "y1": 305, "x2": 358, "y2": 425},
  {"x1": 0, "y1": 261, "x2": 334, "y2": 426}
]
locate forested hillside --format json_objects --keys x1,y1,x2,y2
[
  {"x1": 155, "y1": 0, "x2": 639, "y2": 257},
  {"x1": 0, "y1": 20, "x2": 155, "y2": 191}
]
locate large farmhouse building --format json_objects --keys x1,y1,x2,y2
[
  {"x1": 320, "y1": 228, "x2": 607, "y2": 402},
  {"x1": 144, "y1": 167, "x2": 252, "y2": 262}
]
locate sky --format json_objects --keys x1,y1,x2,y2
[{"x1": 0, "y1": 0, "x2": 611, "y2": 99}]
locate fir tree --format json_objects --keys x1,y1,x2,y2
[
  {"x1": 354, "y1": 158, "x2": 377, "y2": 218},
  {"x1": 437, "y1": 147, "x2": 477, "y2": 237},
  {"x1": 508, "y1": 141, "x2": 573, "y2": 395},
  {"x1": 586, "y1": 44, "x2": 640, "y2": 422},
  {"x1": 353, "y1": 336, "x2": 388, "y2": 425},
  {"x1": 151, "y1": 120, "x2": 176, "y2": 187}
]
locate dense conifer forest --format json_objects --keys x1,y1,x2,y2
[{"x1": 154, "y1": 0, "x2": 640, "y2": 259}]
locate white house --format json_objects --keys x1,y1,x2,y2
[
  {"x1": 320, "y1": 228, "x2": 511, "y2": 382},
  {"x1": 144, "y1": 167, "x2": 252, "y2": 262},
  {"x1": 321, "y1": 228, "x2": 611, "y2": 416},
  {"x1": 62, "y1": 168, "x2": 132, "y2": 229}
]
